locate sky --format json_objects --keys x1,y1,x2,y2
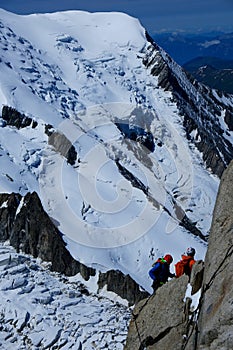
[{"x1": 0, "y1": 0, "x2": 233, "y2": 34}]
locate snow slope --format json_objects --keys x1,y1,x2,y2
[{"x1": 0, "y1": 8, "x2": 229, "y2": 295}]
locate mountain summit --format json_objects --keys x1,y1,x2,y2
[{"x1": 0, "y1": 9, "x2": 232, "y2": 294}]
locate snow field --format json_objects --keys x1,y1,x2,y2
[{"x1": 0, "y1": 242, "x2": 131, "y2": 349}]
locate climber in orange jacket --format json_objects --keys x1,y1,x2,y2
[{"x1": 175, "y1": 247, "x2": 196, "y2": 279}]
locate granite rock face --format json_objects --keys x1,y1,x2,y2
[
  {"x1": 190, "y1": 260, "x2": 205, "y2": 295},
  {"x1": 124, "y1": 275, "x2": 190, "y2": 350},
  {"x1": 125, "y1": 160, "x2": 233, "y2": 349},
  {"x1": 196, "y1": 160, "x2": 233, "y2": 349}
]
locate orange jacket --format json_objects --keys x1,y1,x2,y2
[
  {"x1": 175, "y1": 255, "x2": 196, "y2": 277},
  {"x1": 182, "y1": 255, "x2": 195, "y2": 268}
]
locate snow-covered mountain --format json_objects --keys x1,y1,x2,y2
[{"x1": 0, "y1": 8, "x2": 233, "y2": 299}]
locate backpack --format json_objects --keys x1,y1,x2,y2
[
  {"x1": 152, "y1": 257, "x2": 166, "y2": 267},
  {"x1": 149, "y1": 258, "x2": 169, "y2": 283},
  {"x1": 175, "y1": 258, "x2": 192, "y2": 277}
]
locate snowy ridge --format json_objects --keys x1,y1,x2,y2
[{"x1": 0, "y1": 8, "x2": 231, "y2": 295}]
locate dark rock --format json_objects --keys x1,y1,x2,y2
[
  {"x1": 116, "y1": 159, "x2": 149, "y2": 195},
  {"x1": 48, "y1": 131, "x2": 77, "y2": 166},
  {"x1": 2, "y1": 106, "x2": 38, "y2": 129},
  {"x1": 98, "y1": 269, "x2": 149, "y2": 306},
  {"x1": 115, "y1": 122, "x2": 155, "y2": 152},
  {"x1": 0, "y1": 192, "x2": 21, "y2": 241},
  {"x1": 224, "y1": 108, "x2": 233, "y2": 131},
  {"x1": 44, "y1": 124, "x2": 54, "y2": 136}
]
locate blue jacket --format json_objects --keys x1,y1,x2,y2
[{"x1": 149, "y1": 261, "x2": 173, "y2": 283}]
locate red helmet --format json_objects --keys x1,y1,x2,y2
[{"x1": 164, "y1": 254, "x2": 173, "y2": 264}]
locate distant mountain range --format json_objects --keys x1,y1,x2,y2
[
  {"x1": 153, "y1": 31, "x2": 233, "y2": 94},
  {"x1": 183, "y1": 57, "x2": 233, "y2": 94},
  {"x1": 153, "y1": 31, "x2": 233, "y2": 65}
]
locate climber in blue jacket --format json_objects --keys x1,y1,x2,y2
[{"x1": 149, "y1": 254, "x2": 175, "y2": 293}]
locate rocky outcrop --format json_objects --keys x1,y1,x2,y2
[
  {"x1": 98, "y1": 270, "x2": 149, "y2": 306},
  {"x1": 124, "y1": 264, "x2": 205, "y2": 350},
  {"x1": 0, "y1": 191, "x2": 147, "y2": 306},
  {"x1": 195, "y1": 160, "x2": 233, "y2": 349},
  {"x1": 1, "y1": 106, "x2": 38, "y2": 129},
  {"x1": 224, "y1": 108, "x2": 233, "y2": 131},
  {"x1": 190, "y1": 260, "x2": 204, "y2": 295},
  {"x1": 125, "y1": 160, "x2": 233, "y2": 349},
  {"x1": 48, "y1": 131, "x2": 77, "y2": 166},
  {"x1": 125, "y1": 275, "x2": 190, "y2": 350}
]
